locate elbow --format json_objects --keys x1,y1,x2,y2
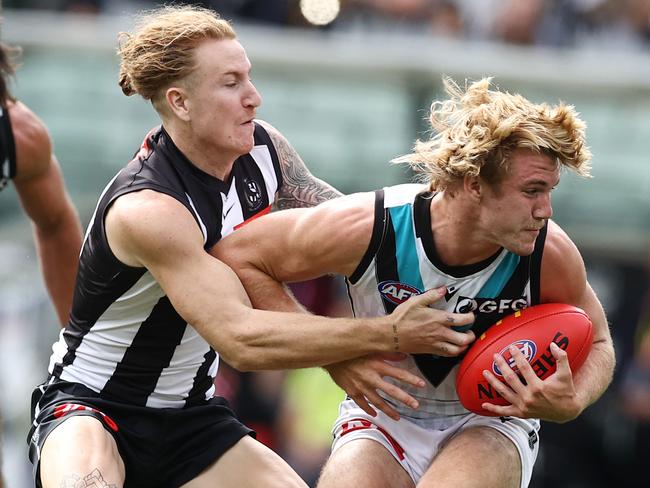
[
  {"x1": 216, "y1": 324, "x2": 268, "y2": 372},
  {"x1": 220, "y1": 347, "x2": 263, "y2": 372}
]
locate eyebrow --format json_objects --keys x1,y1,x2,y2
[{"x1": 523, "y1": 176, "x2": 560, "y2": 187}]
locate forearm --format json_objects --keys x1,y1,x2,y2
[
  {"x1": 33, "y1": 211, "x2": 82, "y2": 326},
  {"x1": 573, "y1": 339, "x2": 616, "y2": 411},
  {"x1": 224, "y1": 307, "x2": 391, "y2": 371}
]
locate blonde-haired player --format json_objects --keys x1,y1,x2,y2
[{"x1": 215, "y1": 77, "x2": 615, "y2": 488}]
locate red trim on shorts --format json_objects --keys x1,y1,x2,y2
[
  {"x1": 234, "y1": 205, "x2": 272, "y2": 230},
  {"x1": 340, "y1": 418, "x2": 405, "y2": 460},
  {"x1": 53, "y1": 403, "x2": 119, "y2": 432}
]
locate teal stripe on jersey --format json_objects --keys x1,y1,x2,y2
[
  {"x1": 477, "y1": 252, "x2": 520, "y2": 298},
  {"x1": 388, "y1": 205, "x2": 424, "y2": 292}
]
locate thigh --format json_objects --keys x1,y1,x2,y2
[
  {"x1": 317, "y1": 439, "x2": 413, "y2": 488},
  {"x1": 419, "y1": 426, "x2": 520, "y2": 488},
  {"x1": 40, "y1": 415, "x2": 125, "y2": 488},
  {"x1": 181, "y1": 435, "x2": 307, "y2": 488}
]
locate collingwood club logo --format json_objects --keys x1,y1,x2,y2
[{"x1": 243, "y1": 178, "x2": 263, "y2": 211}]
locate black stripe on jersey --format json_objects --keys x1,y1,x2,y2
[
  {"x1": 101, "y1": 296, "x2": 188, "y2": 405},
  {"x1": 349, "y1": 190, "x2": 386, "y2": 284},
  {"x1": 529, "y1": 223, "x2": 548, "y2": 305},
  {"x1": 0, "y1": 106, "x2": 16, "y2": 189},
  {"x1": 414, "y1": 192, "x2": 501, "y2": 277},
  {"x1": 234, "y1": 154, "x2": 270, "y2": 222},
  {"x1": 253, "y1": 123, "x2": 282, "y2": 189},
  {"x1": 374, "y1": 206, "x2": 400, "y2": 315},
  {"x1": 186, "y1": 348, "x2": 217, "y2": 406},
  {"x1": 51, "y1": 255, "x2": 147, "y2": 380}
]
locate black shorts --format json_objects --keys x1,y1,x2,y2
[{"x1": 28, "y1": 380, "x2": 254, "y2": 488}]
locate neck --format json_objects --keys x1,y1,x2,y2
[
  {"x1": 430, "y1": 191, "x2": 501, "y2": 266},
  {"x1": 164, "y1": 123, "x2": 237, "y2": 181}
]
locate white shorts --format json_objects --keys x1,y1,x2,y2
[{"x1": 331, "y1": 399, "x2": 540, "y2": 488}]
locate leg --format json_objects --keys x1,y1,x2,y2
[
  {"x1": 181, "y1": 435, "x2": 307, "y2": 488},
  {"x1": 418, "y1": 426, "x2": 521, "y2": 488},
  {"x1": 317, "y1": 439, "x2": 413, "y2": 488},
  {"x1": 40, "y1": 416, "x2": 125, "y2": 488}
]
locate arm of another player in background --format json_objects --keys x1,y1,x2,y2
[
  {"x1": 481, "y1": 220, "x2": 615, "y2": 422},
  {"x1": 256, "y1": 120, "x2": 343, "y2": 208},
  {"x1": 110, "y1": 190, "x2": 473, "y2": 371},
  {"x1": 11, "y1": 102, "x2": 82, "y2": 326}
]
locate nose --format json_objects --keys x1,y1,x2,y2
[
  {"x1": 533, "y1": 192, "x2": 553, "y2": 220},
  {"x1": 244, "y1": 80, "x2": 262, "y2": 109}
]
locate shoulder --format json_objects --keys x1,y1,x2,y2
[
  {"x1": 8, "y1": 101, "x2": 53, "y2": 182},
  {"x1": 540, "y1": 219, "x2": 587, "y2": 304},
  {"x1": 255, "y1": 119, "x2": 283, "y2": 142},
  {"x1": 106, "y1": 189, "x2": 203, "y2": 267}
]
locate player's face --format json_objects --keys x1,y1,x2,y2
[
  {"x1": 480, "y1": 148, "x2": 559, "y2": 256},
  {"x1": 185, "y1": 38, "x2": 261, "y2": 160}
]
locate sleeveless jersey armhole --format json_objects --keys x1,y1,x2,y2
[
  {"x1": 529, "y1": 222, "x2": 548, "y2": 305},
  {"x1": 0, "y1": 106, "x2": 16, "y2": 188},
  {"x1": 348, "y1": 189, "x2": 386, "y2": 284},
  {"x1": 252, "y1": 122, "x2": 282, "y2": 190}
]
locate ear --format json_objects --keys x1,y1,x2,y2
[
  {"x1": 165, "y1": 86, "x2": 191, "y2": 122},
  {"x1": 463, "y1": 174, "x2": 483, "y2": 202}
]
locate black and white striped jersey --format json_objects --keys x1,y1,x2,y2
[
  {"x1": 47, "y1": 121, "x2": 282, "y2": 409},
  {"x1": 347, "y1": 184, "x2": 547, "y2": 420},
  {"x1": 0, "y1": 105, "x2": 16, "y2": 191}
]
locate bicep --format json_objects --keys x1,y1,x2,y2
[
  {"x1": 12, "y1": 109, "x2": 76, "y2": 230},
  {"x1": 106, "y1": 192, "x2": 252, "y2": 336},
  {"x1": 540, "y1": 221, "x2": 610, "y2": 343},
  {"x1": 213, "y1": 193, "x2": 374, "y2": 283}
]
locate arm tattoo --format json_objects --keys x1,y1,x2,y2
[
  {"x1": 60, "y1": 469, "x2": 118, "y2": 488},
  {"x1": 263, "y1": 123, "x2": 342, "y2": 209}
]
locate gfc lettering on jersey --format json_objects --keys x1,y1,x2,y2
[
  {"x1": 454, "y1": 296, "x2": 528, "y2": 315},
  {"x1": 378, "y1": 281, "x2": 422, "y2": 305}
]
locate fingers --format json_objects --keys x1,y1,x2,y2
[
  {"x1": 375, "y1": 352, "x2": 408, "y2": 362},
  {"x1": 436, "y1": 341, "x2": 470, "y2": 357},
  {"x1": 412, "y1": 286, "x2": 447, "y2": 305},
  {"x1": 443, "y1": 311, "x2": 475, "y2": 330},
  {"x1": 550, "y1": 342, "x2": 572, "y2": 377},
  {"x1": 378, "y1": 362, "x2": 426, "y2": 389},
  {"x1": 351, "y1": 395, "x2": 379, "y2": 418},
  {"x1": 362, "y1": 393, "x2": 400, "y2": 421}
]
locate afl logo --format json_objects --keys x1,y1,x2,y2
[
  {"x1": 492, "y1": 340, "x2": 537, "y2": 376},
  {"x1": 243, "y1": 178, "x2": 263, "y2": 211},
  {"x1": 378, "y1": 281, "x2": 422, "y2": 305}
]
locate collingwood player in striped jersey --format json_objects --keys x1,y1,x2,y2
[
  {"x1": 27, "y1": 6, "x2": 476, "y2": 488},
  {"x1": 215, "y1": 78, "x2": 616, "y2": 488}
]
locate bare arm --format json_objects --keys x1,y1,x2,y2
[
  {"x1": 257, "y1": 120, "x2": 342, "y2": 208},
  {"x1": 11, "y1": 102, "x2": 82, "y2": 326},
  {"x1": 212, "y1": 192, "x2": 475, "y2": 357},
  {"x1": 539, "y1": 221, "x2": 615, "y2": 413},
  {"x1": 107, "y1": 190, "x2": 472, "y2": 371},
  {"x1": 481, "y1": 220, "x2": 615, "y2": 422}
]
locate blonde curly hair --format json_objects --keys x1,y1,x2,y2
[
  {"x1": 117, "y1": 5, "x2": 235, "y2": 109},
  {"x1": 393, "y1": 77, "x2": 592, "y2": 190}
]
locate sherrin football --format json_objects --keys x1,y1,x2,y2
[{"x1": 456, "y1": 303, "x2": 593, "y2": 416}]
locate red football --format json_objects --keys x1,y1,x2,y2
[{"x1": 456, "y1": 303, "x2": 593, "y2": 416}]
